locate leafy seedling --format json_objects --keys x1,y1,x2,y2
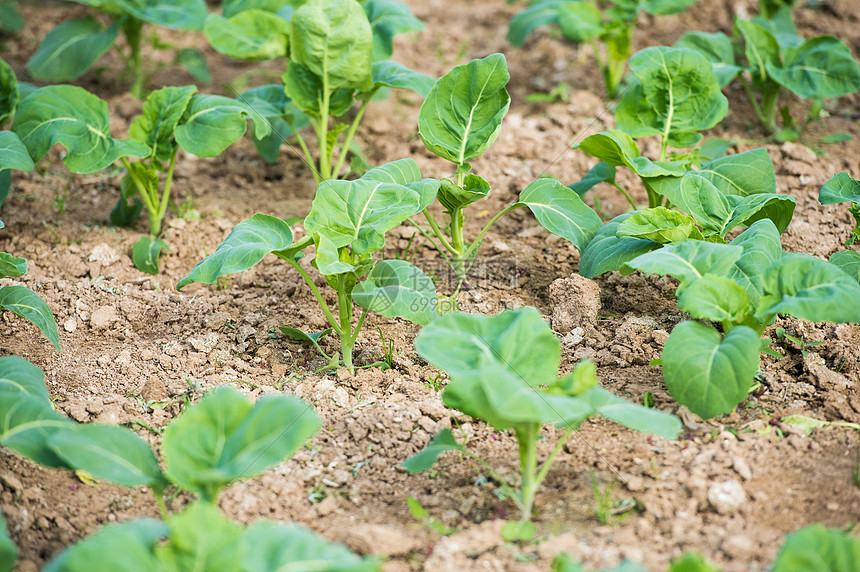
[
  {"x1": 622, "y1": 220, "x2": 860, "y2": 418},
  {"x1": 403, "y1": 308, "x2": 680, "y2": 531},
  {"x1": 508, "y1": 0, "x2": 701, "y2": 98},
  {"x1": 410, "y1": 53, "x2": 603, "y2": 292},
  {"x1": 205, "y1": 0, "x2": 431, "y2": 183},
  {"x1": 553, "y1": 550, "x2": 719, "y2": 571},
  {"x1": 772, "y1": 524, "x2": 860, "y2": 572},
  {"x1": 0, "y1": 221, "x2": 60, "y2": 351},
  {"x1": 819, "y1": 171, "x2": 860, "y2": 247},
  {"x1": 178, "y1": 159, "x2": 439, "y2": 374},
  {"x1": 27, "y1": 0, "x2": 209, "y2": 98},
  {"x1": 43, "y1": 500, "x2": 379, "y2": 572},
  {"x1": 406, "y1": 496, "x2": 457, "y2": 536},
  {"x1": 12, "y1": 83, "x2": 270, "y2": 274},
  {"x1": 675, "y1": 9, "x2": 860, "y2": 137}
]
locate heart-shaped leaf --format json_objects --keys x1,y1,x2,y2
[
  {"x1": 662, "y1": 321, "x2": 761, "y2": 419},
  {"x1": 677, "y1": 275, "x2": 752, "y2": 323},
  {"x1": 819, "y1": 171, "x2": 860, "y2": 205},
  {"x1": 175, "y1": 94, "x2": 271, "y2": 157},
  {"x1": 0, "y1": 252, "x2": 27, "y2": 279},
  {"x1": 772, "y1": 524, "x2": 860, "y2": 572},
  {"x1": 352, "y1": 259, "x2": 438, "y2": 325}
]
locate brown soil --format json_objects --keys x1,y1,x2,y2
[{"x1": 2, "y1": 0, "x2": 860, "y2": 570}]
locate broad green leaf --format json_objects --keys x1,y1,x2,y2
[
  {"x1": 401, "y1": 428, "x2": 467, "y2": 473},
  {"x1": 677, "y1": 275, "x2": 751, "y2": 323},
  {"x1": 506, "y1": 0, "x2": 565, "y2": 47},
  {"x1": 728, "y1": 219, "x2": 783, "y2": 306},
  {"x1": 0, "y1": 57, "x2": 17, "y2": 126},
  {"x1": 662, "y1": 322, "x2": 761, "y2": 419},
  {"x1": 155, "y1": 502, "x2": 241, "y2": 571},
  {"x1": 772, "y1": 524, "x2": 860, "y2": 572},
  {"x1": 204, "y1": 10, "x2": 290, "y2": 60},
  {"x1": 579, "y1": 386, "x2": 681, "y2": 440},
  {"x1": 517, "y1": 178, "x2": 603, "y2": 252},
  {"x1": 352, "y1": 259, "x2": 438, "y2": 325},
  {"x1": 674, "y1": 31, "x2": 740, "y2": 88},
  {"x1": 132, "y1": 236, "x2": 169, "y2": 275},
  {"x1": 26, "y1": 18, "x2": 119, "y2": 82},
  {"x1": 241, "y1": 521, "x2": 379, "y2": 572},
  {"x1": 304, "y1": 178, "x2": 419, "y2": 274},
  {"x1": 175, "y1": 94, "x2": 271, "y2": 157},
  {"x1": 369, "y1": 59, "x2": 435, "y2": 98},
  {"x1": 767, "y1": 36, "x2": 860, "y2": 99},
  {"x1": 646, "y1": 176, "x2": 730, "y2": 234},
  {"x1": 0, "y1": 285, "x2": 61, "y2": 350},
  {"x1": 42, "y1": 518, "x2": 166, "y2": 572},
  {"x1": 12, "y1": 86, "x2": 150, "y2": 173},
  {"x1": 0, "y1": 393, "x2": 72, "y2": 467},
  {"x1": 0, "y1": 252, "x2": 26, "y2": 278},
  {"x1": 575, "y1": 130, "x2": 641, "y2": 167},
  {"x1": 818, "y1": 171, "x2": 860, "y2": 205},
  {"x1": 174, "y1": 48, "x2": 211, "y2": 83},
  {"x1": 222, "y1": 0, "x2": 298, "y2": 17},
  {"x1": 615, "y1": 47, "x2": 728, "y2": 147},
  {"x1": 114, "y1": 0, "x2": 207, "y2": 30},
  {"x1": 757, "y1": 253, "x2": 860, "y2": 324},
  {"x1": 129, "y1": 85, "x2": 197, "y2": 165},
  {"x1": 0, "y1": 356, "x2": 51, "y2": 405},
  {"x1": 642, "y1": 0, "x2": 700, "y2": 15},
  {"x1": 724, "y1": 192, "x2": 796, "y2": 235},
  {"x1": 0, "y1": 509, "x2": 15, "y2": 572},
  {"x1": 579, "y1": 212, "x2": 659, "y2": 278},
  {"x1": 0, "y1": 131, "x2": 35, "y2": 174},
  {"x1": 568, "y1": 161, "x2": 616, "y2": 197},
  {"x1": 279, "y1": 326, "x2": 332, "y2": 344},
  {"x1": 616, "y1": 207, "x2": 703, "y2": 244},
  {"x1": 177, "y1": 214, "x2": 294, "y2": 290},
  {"x1": 163, "y1": 386, "x2": 320, "y2": 501},
  {"x1": 283, "y1": 62, "x2": 355, "y2": 118},
  {"x1": 829, "y1": 250, "x2": 860, "y2": 283},
  {"x1": 49, "y1": 424, "x2": 167, "y2": 489},
  {"x1": 736, "y1": 19, "x2": 780, "y2": 81},
  {"x1": 437, "y1": 174, "x2": 490, "y2": 212},
  {"x1": 359, "y1": 157, "x2": 439, "y2": 210},
  {"x1": 0, "y1": 1, "x2": 23, "y2": 33},
  {"x1": 623, "y1": 241, "x2": 743, "y2": 288},
  {"x1": 557, "y1": 2, "x2": 604, "y2": 43},
  {"x1": 363, "y1": 0, "x2": 424, "y2": 61},
  {"x1": 696, "y1": 148, "x2": 776, "y2": 197},
  {"x1": 239, "y1": 85, "x2": 309, "y2": 163},
  {"x1": 290, "y1": 0, "x2": 374, "y2": 91},
  {"x1": 418, "y1": 53, "x2": 510, "y2": 168},
  {"x1": 415, "y1": 307, "x2": 560, "y2": 391}
]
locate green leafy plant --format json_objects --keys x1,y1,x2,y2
[
  {"x1": 402, "y1": 308, "x2": 680, "y2": 535},
  {"x1": 621, "y1": 220, "x2": 860, "y2": 418},
  {"x1": 819, "y1": 171, "x2": 860, "y2": 247},
  {"x1": 507, "y1": 0, "x2": 701, "y2": 98},
  {"x1": 11, "y1": 83, "x2": 270, "y2": 274},
  {"x1": 772, "y1": 524, "x2": 860, "y2": 571},
  {"x1": 553, "y1": 550, "x2": 718, "y2": 571},
  {"x1": 0, "y1": 1, "x2": 23, "y2": 34},
  {"x1": 205, "y1": 0, "x2": 431, "y2": 183},
  {"x1": 0, "y1": 56, "x2": 34, "y2": 207},
  {"x1": 576, "y1": 141, "x2": 795, "y2": 278},
  {"x1": 676, "y1": 10, "x2": 860, "y2": 138},
  {"x1": 409, "y1": 53, "x2": 603, "y2": 290},
  {"x1": 406, "y1": 496, "x2": 457, "y2": 536},
  {"x1": 178, "y1": 159, "x2": 439, "y2": 373},
  {"x1": 26, "y1": 0, "x2": 209, "y2": 98},
  {"x1": 0, "y1": 220, "x2": 60, "y2": 351}
]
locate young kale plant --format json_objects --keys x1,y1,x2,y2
[
  {"x1": 26, "y1": 0, "x2": 209, "y2": 98},
  {"x1": 0, "y1": 220, "x2": 61, "y2": 351},
  {"x1": 507, "y1": 0, "x2": 700, "y2": 98},
  {"x1": 178, "y1": 159, "x2": 439, "y2": 374},
  {"x1": 675, "y1": 9, "x2": 860, "y2": 139},
  {"x1": 402, "y1": 308, "x2": 680, "y2": 538},
  {"x1": 621, "y1": 219, "x2": 860, "y2": 418},
  {"x1": 0, "y1": 356, "x2": 378, "y2": 571},
  {"x1": 410, "y1": 53, "x2": 603, "y2": 292},
  {"x1": 205, "y1": 0, "x2": 432, "y2": 183},
  {"x1": 11, "y1": 84, "x2": 271, "y2": 274},
  {"x1": 817, "y1": 171, "x2": 860, "y2": 282}
]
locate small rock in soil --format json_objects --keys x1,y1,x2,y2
[
  {"x1": 90, "y1": 306, "x2": 119, "y2": 329},
  {"x1": 63, "y1": 317, "x2": 77, "y2": 332},
  {"x1": 707, "y1": 480, "x2": 746, "y2": 515},
  {"x1": 550, "y1": 274, "x2": 601, "y2": 333}
]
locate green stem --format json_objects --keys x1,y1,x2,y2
[
  {"x1": 153, "y1": 492, "x2": 169, "y2": 520},
  {"x1": 122, "y1": 18, "x2": 145, "y2": 99},
  {"x1": 286, "y1": 117, "x2": 320, "y2": 185},
  {"x1": 423, "y1": 209, "x2": 457, "y2": 255},
  {"x1": 760, "y1": 83, "x2": 781, "y2": 133},
  {"x1": 449, "y1": 207, "x2": 465, "y2": 254},
  {"x1": 533, "y1": 427, "x2": 575, "y2": 495},
  {"x1": 337, "y1": 274, "x2": 356, "y2": 374},
  {"x1": 318, "y1": 73, "x2": 332, "y2": 180},
  {"x1": 331, "y1": 92, "x2": 376, "y2": 179},
  {"x1": 284, "y1": 256, "x2": 341, "y2": 335},
  {"x1": 463, "y1": 203, "x2": 523, "y2": 260},
  {"x1": 120, "y1": 157, "x2": 158, "y2": 229},
  {"x1": 151, "y1": 149, "x2": 178, "y2": 237},
  {"x1": 516, "y1": 424, "x2": 539, "y2": 522},
  {"x1": 609, "y1": 181, "x2": 637, "y2": 211}
]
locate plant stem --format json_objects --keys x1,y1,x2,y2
[
  {"x1": 610, "y1": 181, "x2": 638, "y2": 211},
  {"x1": 122, "y1": 18, "x2": 145, "y2": 99},
  {"x1": 151, "y1": 149, "x2": 177, "y2": 238},
  {"x1": 423, "y1": 209, "x2": 457, "y2": 255},
  {"x1": 153, "y1": 492, "x2": 169, "y2": 520},
  {"x1": 515, "y1": 424, "x2": 539, "y2": 522},
  {"x1": 331, "y1": 93, "x2": 376, "y2": 179},
  {"x1": 534, "y1": 427, "x2": 575, "y2": 492},
  {"x1": 337, "y1": 274, "x2": 356, "y2": 373},
  {"x1": 284, "y1": 256, "x2": 341, "y2": 336},
  {"x1": 317, "y1": 73, "x2": 332, "y2": 180},
  {"x1": 286, "y1": 117, "x2": 321, "y2": 185},
  {"x1": 463, "y1": 203, "x2": 523, "y2": 260}
]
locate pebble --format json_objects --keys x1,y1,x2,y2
[
  {"x1": 63, "y1": 317, "x2": 77, "y2": 332},
  {"x1": 90, "y1": 306, "x2": 119, "y2": 329},
  {"x1": 708, "y1": 480, "x2": 746, "y2": 514},
  {"x1": 732, "y1": 456, "x2": 753, "y2": 481}
]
